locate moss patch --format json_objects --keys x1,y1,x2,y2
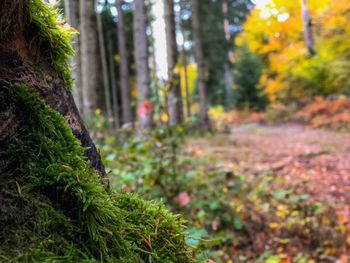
[
  {"x1": 0, "y1": 83, "x2": 193, "y2": 262},
  {"x1": 26, "y1": 0, "x2": 75, "y2": 88}
]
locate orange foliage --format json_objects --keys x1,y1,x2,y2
[{"x1": 297, "y1": 97, "x2": 350, "y2": 130}]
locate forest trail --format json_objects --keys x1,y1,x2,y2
[{"x1": 185, "y1": 123, "x2": 350, "y2": 207}]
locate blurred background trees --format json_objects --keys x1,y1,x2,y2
[{"x1": 60, "y1": 0, "x2": 350, "y2": 130}]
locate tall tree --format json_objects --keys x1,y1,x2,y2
[
  {"x1": 97, "y1": 11, "x2": 113, "y2": 125},
  {"x1": 108, "y1": 38, "x2": 121, "y2": 130},
  {"x1": 64, "y1": 0, "x2": 83, "y2": 113},
  {"x1": 182, "y1": 41, "x2": 191, "y2": 118},
  {"x1": 80, "y1": 0, "x2": 99, "y2": 117},
  {"x1": 133, "y1": 0, "x2": 153, "y2": 132},
  {"x1": 190, "y1": 0, "x2": 210, "y2": 129},
  {"x1": 222, "y1": 0, "x2": 234, "y2": 109},
  {"x1": 116, "y1": 0, "x2": 133, "y2": 125},
  {"x1": 164, "y1": 0, "x2": 184, "y2": 125},
  {"x1": 301, "y1": 0, "x2": 316, "y2": 56}
]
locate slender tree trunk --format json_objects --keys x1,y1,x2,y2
[
  {"x1": 116, "y1": 0, "x2": 133, "y2": 125},
  {"x1": 133, "y1": 0, "x2": 153, "y2": 133},
  {"x1": 64, "y1": 0, "x2": 83, "y2": 114},
  {"x1": 164, "y1": 0, "x2": 184, "y2": 125},
  {"x1": 108, "y1": 39, "x2": 120, "y2": 130},
  {"x1": 222, "y1": 1, "x2": 233, "y2": 110},
  {"x1": 301, "y1": 0, "x2": 316, "y2": 56},
  {"x1": 80, "y1": 0, "x2": 99, "y2": 117},
  {"x1": 0, "y1": 0, "x2": 105, "y2": 178},
  {"x1": 182, "y1": 46, "x2": 191, "y2": 119},
  {"x1": 179, "y1": 3, "x2": 191, "y2": 119},
  {"x1": 148, "y1": 19, "x2": 161, "y2": 124},
  {"x1": 97, "y1": 12, "x2": 113, "y2": 126},
  {"x1": 191, "y1": 0, "x2": 210, "y2": 130}
]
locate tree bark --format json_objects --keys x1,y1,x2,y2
[
  {"x1": 190, "y1": 0, "x2": 210, "y2": 130},
  {"x1": 0, "y1": 0, "x2": 106, "y2": 178},
  {"x1": 97, "y1": 12, "x2": 113, "y2": 125},
  {"x1": 301, "y1": 0, "x2": 316, "y2": 56},
  {"x1": 64, "y1": 0, "x2": 83, "y2": 114},
  {"x1": 80, "y1": 0, "x2": 99, "y2": 117},
  {"x1": 116, "y1": 0, "x2": 133, "y2": 126},
  {"x1": 133, "y1": 0, "x2": 153, "y2": 133},
  {"x1": 164, "y1": 0, "x2": 184, "y2": 125}
]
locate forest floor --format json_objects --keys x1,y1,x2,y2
[{"x1": 185, "y1": 123, "x2": 350, "y2": 227}]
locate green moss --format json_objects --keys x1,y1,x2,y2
[
  {"x1": 26, "y1": 0, "x2": 75, "y2": 89},
  {"x1": 0, "y1": 83, "x2": 194, "y2": 262}
]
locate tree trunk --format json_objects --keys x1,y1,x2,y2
[
  {"x1": 222, "y1": 1, "x2": 233, "y2": 110},
  {"x1": 108, "y1": 38, "x2": 120, "y2": 130},
  {"x1": 80, "y1": 0, "x2": 99, "y2": 117},
  {"x1": 301, "y1": 0, "x2": 316, "y2": 56},
  {"x1": 116, "y1": 0, "x2": 133, "y2": 126},
  {"x1": 0, "y1": 0, "x2": 106, "y2": 179},
  {"x1": 97, "y1": 12, "x2": 113, "y2": 126},
  {"x1": 179, "y1": 3, "x2": 191, "y2": 119},
  {"x1": 182, "y1": 46, "x2": 191, "y2": 119},
  {"x1": 133, "y1": 0, "x2": 153, "y2": 133},
  {"x1": 190, "y1": 0, "x2": 210, "y2": 130},
  {"x1": 164, "y1": 0, "x2": 184, "y2": 125},
  {"x1": 64, "y1": 0, "x2": 83, "y2": 114}
]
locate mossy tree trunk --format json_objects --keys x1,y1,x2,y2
[
  {"x1": 0, "y1": 0, "x2": 106, "y2": 178},
  {"x1": 0, "y1": 1, "x2": 194, "y2": 261}
]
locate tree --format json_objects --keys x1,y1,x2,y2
[
  {"x1": 190, "y1": 0, "x2": 210, "y2": 129},
  {"x1": 64, "y1": 0, "x2": 83, "y2": 113},
  {"x1": 80, "y1": 0, "x2": 99, "y2": 117},
  {"x1": 133, "y1": 0, "x2": 153, "y2": 132},
  {"x1": 301, "y1": 0, "x2": 316, "y2": 56},
  {"x1": 0, "y1": 1, "x2": 193, "y2": 260},
  {"x1": 97, "y1": 11, "x2": 113, "y2": 125},
  {"x1": 116, "y1": 0, "x2": 133, "y2": 125},
  {"x1": 234, "y1": 44, "x2": 266, "y2": 110},
  {"x1": 164, "y1": 0, "x2": 184, "y2": 125}
]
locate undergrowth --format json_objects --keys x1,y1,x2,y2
[
  {"x1": 97, "y1": 122, "x2": 346, "y2": 262},
  {"x1": 0, "y1": 82, "x2": 193, "y2": 262}
]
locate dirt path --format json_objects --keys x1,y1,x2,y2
[{"x1": 186, "y1": 123, "x2": 350, "y2": 206}]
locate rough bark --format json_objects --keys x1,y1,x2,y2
[
  {"x1": 301, "y1": 0, "x2": 316, "y2": 56},
  {"x1": 116, "y1": 0, "x2": 133, "y2": 125},
  {"x1": 133, "y1": 0, "x2": 153, "y2": 133},
  {"x1": 0, "y1": 0, "x2": 106, "y2": 178},
  {"x1": 190, "y1": 0, "x2": 210, "y2": 130},
  {"x1": 163, "y1": 0, "x2": 184, "y2": 125},
  {"x1": 97, "y1": 12, "x2": 113, "y2": 125},
  {"x1": 80, "y1": 0, "x2": 99, "y2": 117},
  {"x1": 64, "y1": 0, "x2": 83, "y2": 114}
]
